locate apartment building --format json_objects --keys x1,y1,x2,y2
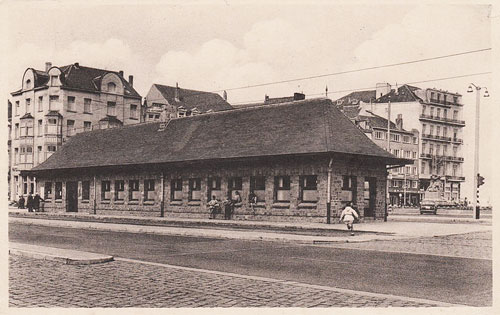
[{"x1": 9, "y1": 62, "x2": 142, "y2": 201}]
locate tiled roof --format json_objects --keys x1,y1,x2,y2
[
  {"x1": 45, "y1": 110, "x2": 62, "y2": 117},
  {"x1": 31, "y1": 99, "x2": 409, "y2": 172},
  {"x1": 375, "y1": 85, "x2": 422, "y2": 103},
  {"x1": 20, "y1": 113, "x2": 34, "y2": 119},
  {"x1": 152, "y1": 84, "x2": 232, "y2": 113},
  {"x1": 336, "y1": 90, "x2": 377, "y2": 106},
  {"x1": 99, "y1": 115, "x2": 123, "y2": 124},
  {"x1": 12, "y1": 64, "x2": 141, "y2": 98}
]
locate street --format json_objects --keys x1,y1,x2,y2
[{"x1": 9, "y1": 222, "x2": 492, "y2": 307}]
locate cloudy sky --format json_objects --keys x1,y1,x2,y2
[{"x1": 1, "y1": 1, "x2": 496, "y2": 204}]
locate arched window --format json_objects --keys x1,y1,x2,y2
[
  {"x1": 107, "y1": 82, "x2": 116, "y2": 93},
  {"x1": 26, "y1": 79, "x2": 31, "y2": 89}
]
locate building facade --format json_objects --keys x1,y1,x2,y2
[
  {"x1": 337, "y1": 84, "x2": 465, "y2": 203},
  {"x1": 28, "y1": 99, "x2": 410, "y2": 222},
  {"x1": 143, "y1": 83, "x2": 232, "y2": 122},
  {"x1": 9, "y1": 62, "x2": 142, "y2": 202}
]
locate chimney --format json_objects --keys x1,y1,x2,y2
[
  {"x1": 265, "y1": 94, "x2": 269, "y2": 102},
  {"x1": 119, "y1": 70, "x2": 124, "y2": 77},
  {"x1": 45, "y1": 62, "x2": 52, "y2": 72},
  {"x1": 396, "y1": 114, "x2": 403, "y2": 130},
  {"x1": 223, "y1": 90, "x2": 227, "y2": 101},
  {"x1": 293, "y1": 92, "x2": 305, "y2": 101},
  {"x1": 128, "y1": 75, "x2": 134, "y2": 87},
  {"x1": 74, "y1": 62, "x2": 80, "y2": 68},
  {"x1": 175, "y1": 82, "x2": 180, "y2": 102}
]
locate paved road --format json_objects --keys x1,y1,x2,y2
[{"x1": 9, "y1": 223, "x2": 491, "y2": 306}]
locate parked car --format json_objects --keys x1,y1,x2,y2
[{"x1": 420, "y1": 200, "x2": 438, "y2": 215}]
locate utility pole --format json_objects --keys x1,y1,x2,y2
[
  {"x1": 467, "y1": 83, "x2": 489, "y2": 219},
  {"x1": 385, "y1": 95, "x2": 391, "y2": 221}
]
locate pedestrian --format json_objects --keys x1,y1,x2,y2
[
  {"x1": 207, "y1": 195, "x2": 220, "y2": 219},
  {"x1": 340, "y1": 202, "x2": 359, "y2": 236},
  {"x1": 248, "y1": 191, "x2": 257, "y2": 211},
  {"x1": 26, "y1": 193, "x2": 34, "y2": 213},
  {"x1": 18, "y1": 195, "x2": 25, "y2": 209},
  {"x1": 33, "y1": 193, "x2": 44, "y2": 212},
  {"x1": 223, "y1": 197, "x2": 233, "y2": 220}
]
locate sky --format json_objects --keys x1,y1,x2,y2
[{"x1": 1, "y1": 1, "x2": 497, "y2": 206}]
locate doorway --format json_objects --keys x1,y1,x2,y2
[
  {"x1": 363, "y1": 177, "x2": 377, "y2": 218},
  {"x1": 66, "y1": 181, "x2": 78, "y2": 212}
]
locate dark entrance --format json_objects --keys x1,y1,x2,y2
[
  {"x1": 66, "y1": 181, "x2": 78, "y2": 212},
  {"x1": 363, "y1": 177, "x2": 377, "y2": 218}
]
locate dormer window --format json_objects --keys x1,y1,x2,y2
[
  {"x1": 25, "y1": 79, "x2": 32, "y2": 89},
  {"x1": 50, "y1": 75, "x2": 58, "y2": 86},
  {"x1": 107, "y1": 82, "x2": 116, "y2": 93}
]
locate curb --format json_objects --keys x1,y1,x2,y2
[{"x1": 9, "y1": 244, "x2": 114, "y2": 265}]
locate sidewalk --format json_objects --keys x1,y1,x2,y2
[{"x1": 9, "y1": 208, "x2": 491, "y2": 244}]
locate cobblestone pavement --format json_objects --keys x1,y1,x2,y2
[
  {"x1": 326, "y1": 231, "x2": 492, "y2": 260},
  {"x1": 9, "y1": 255, "x2": 442, "y2": 308}
]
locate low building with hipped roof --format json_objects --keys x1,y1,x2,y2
[{"x1": 25, "y1": 98, "x2": 412, "y2": 223}]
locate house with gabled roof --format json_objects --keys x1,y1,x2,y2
[
  {"x1": 26, "y1": 98, "x2": 411, "y2": 223},
  {"x1": 144, "y1": 83, "x2": 232, "y2": 121},
  {"x1": 9, "y1": 62, "x2": 142, "y2": 202}
]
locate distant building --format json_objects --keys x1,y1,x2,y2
[
  {"x1": 27, "y1": 98, "x2": 411, "y2": 222},
  {"x1": 336, "y1": 83, "x2": 465, "y2": 202},
  {"x1": 234, "y1": 92, "x2": 306, "y2": 108},
  {"x1": 354, "y1": 111, "x2": 420, "y2": 206},
  {"x1": 143, "y1": 83, "x2": 232, "y2": 122},
  {"x1": 9, "y1": 62, "x2": 142, "y2": 201}
]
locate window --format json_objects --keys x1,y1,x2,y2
[
  {"x1": 171, "y1": 178, "x2": 183, "y2": 201},
  {"x1": 144, "y1": 179, "x2": 155, "y2": 201},
  {"x1": 188, "y1": 178, "x2": 201, "y2": 201},
  {"x1": 129, "y1": 180, "x2": 140, "y2": 201},
  {"x1": 82, "y1": 181, "x2": 90, "y2": 201},
  {"x1": 413, "y1": 136, "x2": 418, "y2": 144},
  {"x1": 390, "y1": 134, "x2": 400, "y2": 142},
  {"x1": 15, "y1": 101, "x2": 19, "y2": 116},
  {"x1": 107, "y1": 82, "x2": 116, "y2": 93},
  {"x1": 404, "y1": 150, "x2": 411, "y2": 158},
  {"x1": 406, "y1": 166, "x2": 411, "y2": 174},
  {"x1": 130, "y1": 104, "x2": 138, "y2": 119},
  {"x1": 436, "y1": 108, "x2": 441, "y2": 118},
  {"x1": 274, "y1": 176, "x2": 290, "y2": 202},
  {"x1": 437, "y1": 94, "x2": 441, "y2": 102},
  {"x1": 207, "y1": 177, "x2": 222, "y2": 200},
  {"x1": 14, "y1": 148, "x2": 18, "y2": 165},
  {"x1": 453, "y1": 164, "x2": 458, "y2": 177},
  {"x1": 84, "y1": 98, "x2": 92, "y2": 113},
  {"x1": 429, "y1": 125, "x2": 434, "y2": 135},
  {"x1": 47, "y1": 145, "x2": 56, "y2": 152},
  {"x1": 443, "y1": 127, "x2": 447, "y2": 138},
  {"x1": 250, "y1": 176, "x2": 266, "y2": 202},
  {"x1": 453, "y1": 146, "x2": 458, "y2": 157},
  {"x1": 50, "y1": 75, "x2": 58, "y2": 86},
  {"x1": 429, "y1": 144, "x2": 434, "y2": 155},
  {"x1": 453, "y1": 128, "x2": 458, "y2": 140},
  {"x1": 403, "y1": 135, "x2": 410, "y2": 143},
  {"x1": 155, "y1": 114, "x2": 160, "y2": 119},
  {"x1": 101, "y1": 180, "x2": 111, "y2": 200},
  {"x1": 299, "y1": 175, "x2": 318, "y2": 202},
  {"x1": 25, "y1": 98, "x2": 31, "y2": 113},
  {"x1": 107, "y1": 101, "x2": 116, "y2": 116},
  {"x1": 228, "y1": 177, "x2": 242, "y2": 200},
  {"x1": 430, "y1": 92, "x2": 435, "y2": 100},
  {"x1": 84, "y1": 121, "x2": 92, "y2": 131},
  {"x1": 443, "y1": 95, "x2": 447, "y2": 104},
  {"x1": 453, "y1": 110, "x2": 458, "y2": 120},
  {"x1": 37, "y1": 120, "x2": 43, "y2": 136},
  {"x1": 44, "y1": 182, "x2": 52, "y2": 200},
  {"x1": 38, "y1": 96, "x2": 43, "y2": 111},
  {"x1": 49, "y1": 95, "x2": 59, "y2": 110},
  {"x1": 37, "y1": 146, "x2": 42, "y2": 163},
  {"x1": 436, "y1": 126, "x2": 441, "y2": 137},
  {"x1": 412, "y1": 180, "x2": 418, "y2": 189},
  {"x1": 421, "y1": 161, "x2": 426, "y2": 174},
  {"x1": 393, "y1": 149, "x2": 400, "y2": 157},
  {"x1": 26, "y1": 122, "x2": 33, "y2": 137},
  {"x1": 15, "y1": 123, "x2": 19, "y2": 139},
  {"x1": 430, "y1": 107, "x2": 434, "y2": 117},
  {"x1": 422, "y1": 124, "x2": 426, "y2": 134},
  {"x1": 443, "y1": 109, "x2": 448, "y2": 119},
  {"x1": 67, "y1": 96, "x2": 76, "y2": 111},
  {"x1": 55, "y1": 182, "x2": 62, "y2": 200},
  {"x1": 25, "y1": 79, "x2": 31, "y2": 89},
  {"x1": 67, "y1": 120, "x2": 75, "y2": 136},
  {"x1": 421, "y1": 105, "x2": 426, "y2": 115},
  {"x1": 374, "y1": 131, "x2": 384, "y2": 140},
  {"x1": 443, "y1": 145, "x2": 448, "y2": 156},
  {"x1": 115, "y1": 180, "x2": 125, "y2": 201}
]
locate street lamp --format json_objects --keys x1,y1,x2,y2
[{"x1": 467, "y1": 83, "x2": 489, "y2": 219}]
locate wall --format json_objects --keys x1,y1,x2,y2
[{"x1": 37, "y1": 155, "x2": 388, "y2": 223}]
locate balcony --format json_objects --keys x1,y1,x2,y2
[
  {"x1": 428, "y1": 99, "x2": 463, "y2": 107},
  {"x1": 419, "y1": 154, "x2": 464, "y2": 163},
  {"x1": 419, "y1": 114, "x2": 465, "y2": 126},
  {"x1": 451, "y1": 138, "x2": 463, "y2": 144},
  {"x1": 421, "y1": 133, "x2": 452, "y2": 142}
]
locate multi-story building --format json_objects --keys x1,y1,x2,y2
[
  {"x1": 354, "y1": 111, "x2": 420, "y2": 206},
  {"x1": 338, "y1": 84, "x2": 465, "y2": 202},
  {"x1": 143, "y1": 83, "x2": 232, "y2": 122},
  {"x1": 9, "y1": 62, "x2": 142, "y2": 202}
]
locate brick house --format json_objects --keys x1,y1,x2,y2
[{"x1": 27, "y1": 98, "x2": 411, "y2": 223}]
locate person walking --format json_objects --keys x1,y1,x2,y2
[
  {"x1": 340, "y1": 202, "x2": 359, "y2": 236},
  {"x1": 248, "y1": 191, "x2": 257, "y2": 211},
  {"x1": 18, "y1": 195, "x2": 25, "y2": 209},
  {"x1": 33, "y1": 193, "x2": 44, "y2": 212},
  {"x1": 26, "y1": 193, "x2": 34, "y2": 213}
]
